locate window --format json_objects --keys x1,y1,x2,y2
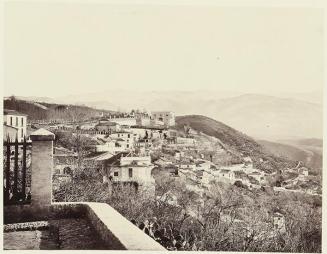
[
  {"x1": 16, "y1": 117, "x2": 18, "y2": 126},
  {"x1": 114, "y1": 172, "x2": 119, "y2": 176},
  {"x1": 21, "y1": 117, "x2": 24, "y2": 127},
  {"x1": 21, "y1": 129, "x2": 23, "y2": 138},
  {"x1": 128, "y1": 134, "x2": 130, "y2": 138},
  {"x1": 129, "y1": 168, "x2": 133, "y2": 178},
  {"x1": 127, "y1": 144, "x2": 129, "y2": 148},
  {"x1": 64, "y1": 167, "x2": 72, "y2": 175},
  {"x1": 10, "y1": 117, "x2": 12, "y2": 126}
]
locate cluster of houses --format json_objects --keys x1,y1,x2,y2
[
  {"x1": 3, "y1": 109, "x2": 315, "y2": 198},
  {"x1": 159, "y1": 155, "x2": 267, "y2": 192},
  {"x1": 2, "y1": 108, "x2": 176, "y2": 194},
  {"x1": 4, "y1": 108, "x2": 309, "y2": 238},
  {"x1": 48, "y1": 111, "x2": 176, "y2": 192}
]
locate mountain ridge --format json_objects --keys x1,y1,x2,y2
[{"x1": 175, "y1": 115, "x2": 297, "y2": 173}]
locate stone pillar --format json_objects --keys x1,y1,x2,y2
[{"x1": 30, "y1": 128, "x2": 55, "y2": 206}]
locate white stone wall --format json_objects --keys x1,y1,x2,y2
[{"x1": 111, "y1": 165, "x2": 154, "y2": 185}]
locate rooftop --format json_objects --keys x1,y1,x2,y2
[
  {"x1": 3, "y1": 124, "x2": 18, "y2": 130},
  {"x1": 96, "y1": 121, "x2": 117, "y2": 126},
  {"x1": 131, "y1": 125, "x2": 167, "y2": 130},
  {"x1": 86, "y1": 151, "x2": 116, "y2": 161},
  {"x1": 220, "y1": 169, "x2": 231, "y2": 174},
  {"x1": 4, "y1": 109, "x2": 28, "y2": 116}
]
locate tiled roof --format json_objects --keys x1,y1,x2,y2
[
  {"x1": 3, "y1": 124, "x2": 18, "y2": 130},
  {"x1": 91, "y1": 151, "x2": 115, "y2": 161},
  {"x1": 220, "y1": 169, "x2": 231, "y2": 174},
  {"x1": 131, "y1": 125, "x2": 167, "y2": 130},
  {"x1": 96, "y1": 121, "x2": 117, "y2": 126},
  {"x1": 4, "y1": 109, "x2": 28, "y2": 116}
]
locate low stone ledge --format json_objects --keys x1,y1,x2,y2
[{"x1": 84, "y1": 202, "x2": 166, "y2": 250}]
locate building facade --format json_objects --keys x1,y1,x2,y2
[
  {"x1": 151, "y1": 111, "x2": 175, "y2": 126},
  {"x1": 95, "y1": 121, "x2": 120, "y2": 133},
  {"x1": 3, "y1": 109, "x2": 27, "y2": 141},
  {"x1": 109, "y1": 154, "x2": 155, "y2": 193}
]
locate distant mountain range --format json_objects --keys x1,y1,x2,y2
[
  {"x1": 258, "y1": 139, "x2": 322, "y2": 172},
  {"x1": 13, "y1": 90, "x2": 322, "y2": 141}
]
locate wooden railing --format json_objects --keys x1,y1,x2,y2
[{"x1": 3, "y1": 137, "x2": 32, "y2": 205}]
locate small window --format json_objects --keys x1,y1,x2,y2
[
  {"x1": 21, "y1": 117, "x2": 24, "y2": 127},
  {"x1": 129, "y1": 168, "x2": 133, "y2": 178},
  {"x1": 128, "y1": 134, "x2": 130, "y2": 138},
  {"x1": 21, "y1": 129, "x2": 23, "y2": 138},
  {"x1": 114, "y1": 172, "x2": 119, "y2": 176},
  {"x1": 10, "y1": 117, "x2": 12, "y2": 126},
  {"x1": 16, "y1": 117, "x2": 18, "y2": 126}
]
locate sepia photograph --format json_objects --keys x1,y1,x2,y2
[{"x1": 1, "y1": 0, "x2": 324, "y2": 252}]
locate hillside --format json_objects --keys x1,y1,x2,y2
[
  {"x1": 258, "y1": 140, "x2": 322, "y2": 172},
  {"x1": 175, "y1": 115, "x2": 297, "y2": 173},
  {"x1": 3, "y1": 97, "x2": 113, "y2": 121},
  {"x1": 278, "y1": 138, "x2": 323, "y2": 149}
]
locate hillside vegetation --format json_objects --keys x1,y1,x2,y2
[
  {"x1": 176, "y1": 115, "x2": 297, "y2": 173},
  {"x1": 258, "y1": 140, "x2": 322, "y2": 172},
  {"x1": 4, "y1": 97, "x2": 112, "y2": 121}
]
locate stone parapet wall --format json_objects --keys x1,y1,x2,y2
[{"x1": 4, "y1": 202, "x2": 165, "y2": 251}]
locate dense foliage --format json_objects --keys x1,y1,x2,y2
[
  {"x1": 53, "y1": 166, "x2": 321, "y2": 252},
  {"x1": 4, "y1": 97, "x2": 109, "y2": 121}
]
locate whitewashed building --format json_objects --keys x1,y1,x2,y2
[
  {"x1": 215, "y1": 169, "x2": 236, "y2": 183},
  {"x1": 109, "y1": 132, "x2": 137, "y2": 149},
  {"x1": 273, "y1": 212, "x2": 286, "y2": 233},
  {"x1": 151, "y1": 111, "x2": 175, "y2": 126},
  {"x1": 3, "y1": 109, "x2": 27, "y2": 141},
  {"x1": 96, "y1": 139, "x2": 128, "y2": 153},
  {"x1": 176, "y1": 137, "x2": 196, "y2": 146},
  {"x1": 109, "y1": 153, "x2": 155, "y2": 191}
]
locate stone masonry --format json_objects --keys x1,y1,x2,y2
[{"x1": 30, "y1": 128, "x2": 55, "y2": 206}]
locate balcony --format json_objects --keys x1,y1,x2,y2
[{"x1": 3, "y1": 129, "x2": 165, "y2": 251}]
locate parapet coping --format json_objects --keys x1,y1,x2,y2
[
  {"x1": 30, "y1": 128, "x2": 55, "y2": 141},
  {"x1": 53, "y1": 202, "x2": 166, "y2": 251}
]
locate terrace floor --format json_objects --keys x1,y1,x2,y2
[{"x1": 4, "y1": 218, "x2": 109, "y2": 250}]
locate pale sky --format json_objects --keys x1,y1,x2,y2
[{"x1": 4, "y1": 2, "x2": 323, "y2": 97}]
